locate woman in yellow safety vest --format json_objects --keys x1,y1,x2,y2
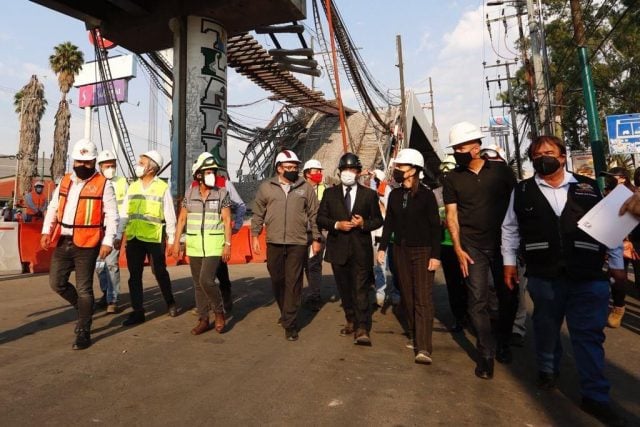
[{"x1": 172, "y1": 153, "x2": 232, "y2": 335}]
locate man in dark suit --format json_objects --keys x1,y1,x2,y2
[{"x1": 317, "y1": 153, "x2": 383, "y2": 345}]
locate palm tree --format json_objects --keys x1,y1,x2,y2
[
  {"x1": 49, "y1": 42, "x2": 84, "y2": 181},
  {"x1": 14, "y1": 76, "x2": 46, "y2": 202}
]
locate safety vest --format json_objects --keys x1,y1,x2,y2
[
  {"x1": 315, "y1": 182, "x2": 326, "y2": 201},
  {"x1": 125, "y1": 178, "x2": 168, "y2": 243},
  {"x1": 55, "y1": 173, "x2": 107, "y2": 248},
  {"x1": 111, "y1": 175, "x2": 128, "y2": 212},
  {"x1": 184, "y1": 186, "x2": 227, "y2": 257},
  {"x1": 26, "y1": 191, "x2": 46, "y2": 216}
]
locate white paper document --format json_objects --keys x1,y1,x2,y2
[{"x1": 577, "y1": 184, "x2": 639, "y2": 249}]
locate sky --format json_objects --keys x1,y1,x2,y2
[{"x1": 0, "y1": 0, "x2": 524, "y2": 179}]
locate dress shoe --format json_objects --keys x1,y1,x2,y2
[
  {"x1": 496, "y1": 344, "x2": 513, "y2": 364},
  {"x1": 93, "y1": 295, "x2": 107, "y2": 311},
  {"x1": 510, "y1": 332, "x2": 525, "y2": 347},
  {"x1": 581, "y1": 397, "x2": 626, "y2": 427},
  {"x1": 340, "y1": 323, "x2": 354, "y2": 336},
  {"x1": 475, "y1": 357, "x2": 494, "y2": 380},
  {"x1": 414, "y1": 351, "x2": 432, "y2": 365},
  {"x1": 167, "y1": 304, "x2": 178, "y2": 317},
  {"x1": 122, "y1": 311, "x2": 146, "y2": 326},
  {"x1": 607, "y1": 306, "x2": 625, "y2": 328},
  {"x1": 354, "y1": 329, "x2": 371, "y2": 346},
  {"x1": 537, "y1": 371, "x2": 558, "y2": 390},
  {"x1": 72, "y1": 329, "x2": 91, "y2": 350},
  {"x1": 214, "y1": 312, "x2": 226, "y2": 333},
  {"x1": 285, "y1": 328, "x2": 299, "y2": 341},
  {"x1": 106, "y1": 303, "x2": 118, "y2": 314},
  {"x1": 449, "y1": 320, "x2": 464, "y2": 333},
  {"x1": 191, "y1": 318, "x2": 210, "y2": 335}
]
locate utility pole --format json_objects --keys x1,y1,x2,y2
[
  {"x1": 427, "y1": 77, "x2": 438, "y2": 145},
  {"x1": 396, "y1": 35, "x2": 408, "y2": 146},
  {"x1": 569, "y1": 0, "x2": 606, "y2": 181},
  {"x1": 515, "y1": 3, "x2": 538, "y2": 139},
  {"x1": 526, "y1": 0, "x2": 552, "y2": 135},
  {"x1": 325, "y1": 0, "x2": 349, "y2": 154}
]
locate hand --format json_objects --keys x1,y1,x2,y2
[
  {"x1": 171, "y1": 241, "x2": 181, "y2": 259},
  {"x1": 99, "y1": 245, "x2": 112, "y2": 259},
  {"x1": 113, "y1": 239, "x2": 122, "y2": 250},
  {"x1": 609, "y1": 268, "x2": 627, "y2": 286},
  {"x1": 311, "y1": 241, "x2": 322, "y2": 255},
  {"x1": 504, "y1": 265, "x2": 519, "y2": 290},
  {"x1": 455, "y1": 247, "x2": 475, "y2": 278},
  {"x1": 351, "y1": 214, "x2": 364, "y2": 228},
  {"x1": 252, "y1": 236, "x2": 261, "y2": 254},
  {"x1": 222, "y1": 245, "x2": 231, "y2": 263},
  {"x1": 376, "y1": 250, "x2": 386, "y2": 265},
  {"x1": 336, "y1": 220, "x2": 355, "y2": 231},
  {"x1": 40, "y1": 234, "x2": 51, "y2": 250},
  {"x1": 620, "y1": 192, "x2": 640, "y2": 217},
  {"x1": 427, "y1": 258, "x2": 441, "y2": 271}
]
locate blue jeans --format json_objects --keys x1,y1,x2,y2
[
  {"x1": 376, "y1": 244, "x2": 400, "y2": 302},
  {"x1": 97, "y1": 248, "x2": 120, "y2": 304},
  {"x1": 527, "y1": 276, "x2": 610, "y2": 403}
]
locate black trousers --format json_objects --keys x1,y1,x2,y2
[
  {"x1": 394, "y1": 245, "x2": 435, "y2": 354},
  {"x1": 126, "y1": 237, "x2": 175, "y2": 312},
  {"x1": 266, "y1": 243, "x2": 306, "y2": 330},
  {"x1": 49, "y1": 236, "x2": 100, "y2": 330},
  {"x1": 216, "y1": 260, "x2": 231, "y2": 301},
  {"x1": 441, "y1": 244, "x2": 468, "y2": 321},
  {"x1": 331, "y1": 248, "x2": 372, "y2": 331}
]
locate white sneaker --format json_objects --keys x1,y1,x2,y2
[
  {"x1": 415, "y1": 352, "x2": 432, "y2": 365},
  {"x1": 376, "y1": 293, "x2": 385, "y2": 307}
]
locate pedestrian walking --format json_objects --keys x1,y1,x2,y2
[
  {"x1": 173, "y1": 153, "x2": 232, "y2": 335},
  {"x1": 251, "y1": 150, "x2": 322, "y2": 341},
  {"x1": 119, "y1": 150, "x2": 178, "y2": 326},
  {"x1": 94, "y1": 150, "x2": 128, "y2": 314},
  {"x1": 377, "y1": 149, "x2": 441, "y2": 364},
  {"x1": 317, "y1": 153, "x2": 383, "y2": 345},
  {"x1": 443, "y1": 121, "x2": 518, "y2": 379},
  {"x1": 41, "y1": 139, "x2": 119, "y2": 350},
  {"x1": 502, "y1": 135, "x2": 626, "y2": 427}
]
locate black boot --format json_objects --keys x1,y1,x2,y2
[
  {"x1": 496, "y1": 343, "x2": 513, "y2": 364},
  {"x1": 122, "y1": 311, "x2": 146, "y2": 326},
  {"x1": 475, "y1": 356, "x2": 494, "y2": 380},
  {"x1": 72, "y1": 328, "x2": 91, "y2": 350}
]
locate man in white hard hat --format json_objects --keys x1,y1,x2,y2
[
  {"x1": 301, "y1": 159, "x2": 326, "y2": 311},
  {"x1": 94, "y1": 150, "x2": 128, "y2": 314},
  {"x1": 480, "y1": 144, "x2": 507, "y2": 163},
  {"x1": 41, "y1": 139, "x2": 119, "y2": 350},
  {"x1": 251, "y1": 150, "x2": 322, "y2": 341},
  {"x1": 119, "y1": 150, "x2": 178, "y2": 326},
  {"x1": 442, "y1": 121, "x2": 517, "y2": 379},
  {"x1": 24, "y1": 180, "x2": 48, "y2": 222}
]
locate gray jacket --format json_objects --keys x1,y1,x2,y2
[{"x1": 251, "y1": 176, "x2": 321, "y2": 245}]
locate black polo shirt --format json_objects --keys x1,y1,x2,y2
[{"x1": 442, "y1": 160, "x2": 516, "y2": 249}]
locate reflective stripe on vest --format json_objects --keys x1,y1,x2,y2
[
  {"x1": 184, "y1": 186, "x2": 226, "y2": 257},
  {"x1": 56, "y1": 173, "x2": 107, "y2": 248},
  {"x1": 125, "y1": 179, "x2": 168, "y2": 243}
]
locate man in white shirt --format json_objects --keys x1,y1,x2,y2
[
  {"x1": 501, "y1": 135, "x2": 626, "y2": 427},
  {"x1": 41, "y1": 139, "x2": 119, "y2": 350}
]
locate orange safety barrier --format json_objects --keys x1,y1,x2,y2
[
  {"x1": 19, "y1": 223, "x2": 54, "y2": 273},
  {"x1": 228, "y1": 226, "x2": 252, "y2": 264}
]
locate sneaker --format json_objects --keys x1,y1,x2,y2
[
  {"x1": 580, "y1": 397, "x2": 626, "y2": 427},
  {"x1": 375, "y1": 293, "x2": 385, "y2": 307},
  {"x1": 414, "y1": 351, "x2": 432, "y2": 364},
  {"x1": 167, "y1": 304, "x2": 178, "y2": 317},
  {"x1": 106, "y1": 304, "x2": 118, "y2": 314},
  {"x1": 607, "y1": 306, "x2": 625, "y2": 328},
  {"x1": 405, "y1": 340, "x2": 415, "y2": 350}
]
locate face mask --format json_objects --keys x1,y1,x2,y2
[
  {"x1": 204, "y1": 174, "x2": 216, "y2": 188},
  {"x1": 35, "y1": 187, "x2": 43, "y2": 194},
  {"x1": 215, "y1": 175, "x2": 227, "y2": 188},
  {"x1": 134, "y1": 164, "x2": 146, "y2": 178},
  {"x1": 102, "y1": 167, "x2": 116, "y2": 180},
  {"x1": 532, "y1": 156, "x2": 561, "y2": 176},
  {"x1": 340, "y1": 170, "x2": 357, "y2": 186},
  {"x1": 308, "y1": 172, "x2": 323, "y2": 184},
  {"x1": 74, "y1": 165, "x2": 95, "y2": 180},
  {"x1": 392, "y1": 169, "x2": 406, "y2": 184},
  {"x1": 453, "y1": 151, "x2": 473, "y2": 168},
  {"x1": 283, "y1": 170, "x2": 299, "y2": 183}
]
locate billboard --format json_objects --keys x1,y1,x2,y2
[
  {"x1": 606, "y1": 113, "x2": 640, "y2": 154},
  {"x1": 571, "y1": 150, "x2": 595, "y2": 179},
  {"x1": 74, "y1": 55, "x2": 136, "y2": 87},
  {"x1": 78, "y1": 79, "x2": 128, "y2": 108}
]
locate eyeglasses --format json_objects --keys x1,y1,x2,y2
[{"x1": 282, "y1": 165, "x2": 299, "y2": 172}]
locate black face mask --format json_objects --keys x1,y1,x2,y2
[
  {"x1": 392, "y1": 169, "x2": 406, "y2": 184},
  {"x1": 74, "y1": 165, "x2": 95, "y2": 180},
  {"x1": 532, "y1": 156, "x2": 561, "y2": 176},
  {"x1": 282, "y1": 170, "x2": 299, "y2": 183},
  {"x1": 453, "y1": 152, "x2": 473, "y2": 168}
]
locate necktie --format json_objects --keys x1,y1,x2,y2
[{"x1": 344, "y1": 186, "x2": 352, "y2": 216}]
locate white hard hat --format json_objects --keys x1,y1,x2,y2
[
  {"x1": 97, "y1": 150, "x2": 117, "y2": 164},
  {"x1": 274, "y1": 150, "x2": 301, "y2": 165},
  {"x1": 71, "y1": 139, "x2": 98, "y2": 161},
  {"x1": 34, "y1": 180, "x2": 44, "y2": 187},
  {"x1": 439, "y1": 155, "x2": 457, "y2": 172},
  {"x1": 303, "y1": 159, "x2": 323, "y2": 171},
  {"x1": 480, "y1": 143, "x2": 507, "y2": 161},
  {"x1": 393, "y1": 148, "x2": 424, "y2": 169},
  {"x1": 447, "y1": 121, "x2": 485, "y2": 148},
  {"x1": 192, "y1": 152, "x2": 219, "y2": 175},
  {"x1": 142, "y1": 150, "x2": 164, "y2": 169},
  {"x1": 372, "y1": 169, "x2": 386, "y2": 181}
]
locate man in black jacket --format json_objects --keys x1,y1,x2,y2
[{"x1": 317, "y1": 153, "x2": 383, "y2": 345}]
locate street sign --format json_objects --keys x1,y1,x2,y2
[
  {"x1": 74, "y1": 55, "x2": 136, "y2": 87},
  {"x1": 77, "y1": 79, "x2": 128, "y2": 108},
  {"x1": 606, "y1": 113, "x2": 640, "y2": 154},
  {"x1": 571, "y1": 150, "x2": 595, "y2": 178}
]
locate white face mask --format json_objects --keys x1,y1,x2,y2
[
  {"x1": 340, "y1": 170, "x2": 357, "y2": 186},
  {"x1": 102, "y1": 167, "x2": 116, "y2": 180},
  {"x1": 203, "y1": 174, "x2": 216, "y2": 188},
  {"x1": 134, "y1": 164, "x2": 146, "y2": 178}
]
